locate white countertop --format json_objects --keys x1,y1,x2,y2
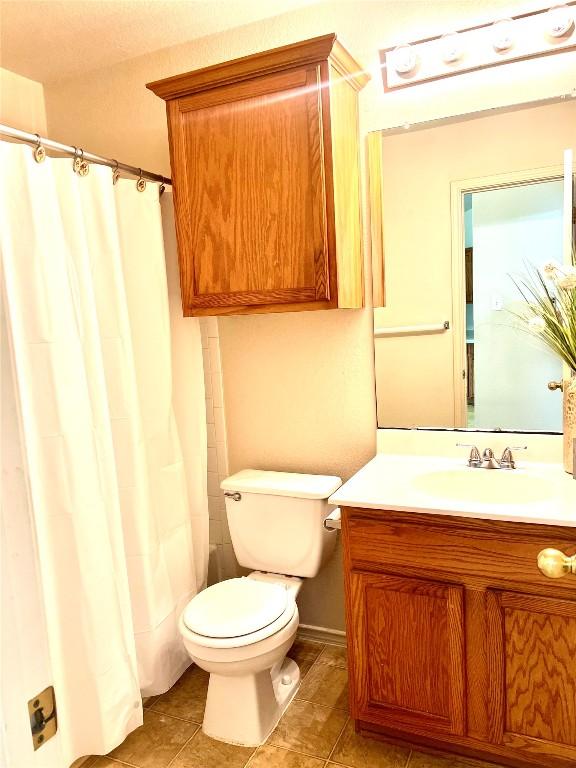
[{"x1": 328, "y1": 454, "x2": 576, "y2": 527}]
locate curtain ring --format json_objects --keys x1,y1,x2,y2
[
  {"x1": 78, "y1": 148, "x2": 90, "y2": 177},
  {"x1": 159, "y1": 183, "x2": 166, "y2": 197},
  {"x1": 72, "y1": 146, "x2": 82, "y2": 173},
  {"x1": 112, "y1": 159, "x2": 120, "y2": 185},
  {"x1": 33, "y1": 133, "x2": 46, "y2": 163},
  {"x1": 136, "y1": 169, "x2": 146, "y2": 192}
]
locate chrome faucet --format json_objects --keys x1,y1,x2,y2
[{"x1": 457, "y1": 444, "x2": 527, "y2": 469}]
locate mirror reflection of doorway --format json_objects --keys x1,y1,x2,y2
[{"x1": 464, "y1": 180, "x2": 563, "y2": 431}]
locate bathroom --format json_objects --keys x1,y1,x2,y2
[{"x1": 1, "y1": 1, "x2": 575, "y2": 767}]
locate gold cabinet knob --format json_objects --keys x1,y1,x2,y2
[
  {"x1": 537, "y1": 548, "x2": 576, "y2": 579},
  {"x1": 547, "y1": 381, "x2": 564, "y2": 391}
]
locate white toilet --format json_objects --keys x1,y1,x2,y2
[{"x1": 179, "y1": 469, "x2": 342, "y2": 747}]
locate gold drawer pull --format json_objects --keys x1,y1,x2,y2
[{"x1": 537, "y1": 548, "x2": 576, "y2": 579}]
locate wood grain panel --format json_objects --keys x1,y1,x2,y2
[
  {"x1": 349, "y1": 570, "x2": 465, "y2": 736},
  {"x1": 329, "y1": 64, "x2": 364, "y2": 308},
  {"x1": 488, "y1": 590, "x2": 576, "y2": 753},
  {"x1": 176, "y1": 65, "x2": 329, "y2": 309},
  {"x1": 177, "y1": 67, "x2": 308, "y2": 113},
  {"x1": 147, "y1": 34, "x2": 340, "y2": 100},
  {"x1": 345, "y1": 509, "x2": 576, "y2": 595},
  {"x1": 150, "y1": 35, "x2": 367, "y2": 316}
]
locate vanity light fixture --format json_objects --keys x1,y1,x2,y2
[
  {"x1": 546, "y1": 3, "x2": 575, "y2": 37},
  {"x1": 491, "y1": 18, "x2": 515, "y2": 52},
  {"x1": 380, "y1": 1, "x2": 576, "y2": 91},
  {"x1": 440, "y1": 31, "x2": 464, "y2": 64},
  {"x1": 391, "y1": 43, "x2": 418, "y2": 75}
]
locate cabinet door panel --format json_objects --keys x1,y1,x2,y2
[
  {"x1": 487, "y1": 590, "x2": 576, "y2": 761},
  {"x1": 348, "y1": 571, "x2": 465, "y2": 736},
  {"x1": 169, "y1": 65, "x2": 331, "y2": 313}
]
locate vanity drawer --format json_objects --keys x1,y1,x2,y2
[{"x1": 344, "y1": 508, "x2": 576, "y2": 592}]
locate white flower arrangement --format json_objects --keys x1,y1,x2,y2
[{"x1": 514, "y1": 247, "x2": 576, "y2": 372}]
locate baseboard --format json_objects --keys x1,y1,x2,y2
[{"x1": 297, "y1": 623, "x2": 346, "y2": 646}]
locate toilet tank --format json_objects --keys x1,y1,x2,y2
[{"x1": 221, "y1": 470, "x2": 342, "y2": 578}]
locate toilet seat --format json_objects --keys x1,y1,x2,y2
[{"x1": 181, "y1": 577, "x2": 296, "y2": 649}]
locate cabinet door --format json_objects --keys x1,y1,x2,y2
[
  {"x1": 487, "y1": 590, "x2": 576, "y2": 764},
  {"x1": 168, "y1": 65, "x2": 335, "y2": 316},
  {"x1": 348, "y1": 571, "x2": 466, "y2": 736}
]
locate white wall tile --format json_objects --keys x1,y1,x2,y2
[
  {"x1": 216, "y1": 442, "x2": 228, "y2": 476},
  {"x1": 206, "y1": 422, "x2": 216, "y2": 448},
  {"x1": 207, "y1": 446, "x2": 218, "y2": 472},
  {"x1": 209, "y1": 519, "x2": 222, "y2": 545},
  {"x1": 214, "y1": 406, "x2": 226, "y2": 443},
  {"x1": 207, "y1": 470, "x2": 220, "y2": 498},
  {"x1": 204, "y1": 317, "x2": 219, "y2": 338},
  {"x1": 208, "y1": 336, "x2": 221, "y2": 372},
  {"x1": 211, "y1": 372, "x2": 223, "y2": 408}
]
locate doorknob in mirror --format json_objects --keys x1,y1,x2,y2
[{"x1": 548, "y1": 381, "x2": 564, "y2": 391}]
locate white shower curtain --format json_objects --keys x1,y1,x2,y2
[{"x1": 0, "y1": 143, "x2": 208, "y2": 765}]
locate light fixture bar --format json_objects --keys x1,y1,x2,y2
[{"x1": 380, "y1": 3, "x2": 576, "y2": 91}]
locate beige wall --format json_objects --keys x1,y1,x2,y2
[
  {"x1": 0, "y1": 68, "x2": 47, "y2": 132},
  {"x1": 40, "y1": 1, "x2": 576, "y2": 631},
  {"x1": 374, "y1": 100, "x2": 576, "y2": 430}
]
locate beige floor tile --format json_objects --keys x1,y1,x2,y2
[
  {"x1": 316, "y1": 646, "x2": 347, "y2": 669},
  {"x1": 107, "y1": 711, "x2": 197, "y2": 768},
  {"x1": 268, "y1": 700, "x2": 348, "y2": 759},
  {"x1": 170, "y1": 728, "x2": 254, "y2": 768},
  {"x1": 247, "y1": 744, "x2": 326, "y2": 767},
  {"x1": 296, "y1": 663, "x2": 348, "y2": 710},
  {"x1": 143, "y1": 696, "x2": 159, "y2": 709},
  {"x1": 407, "y1": 752, "x2": 506, "y2": 768},
  {"x1": 329, "y1": 721, "x2": 410, "y2": 768},
  {"x1": 150, "y1": 665, "x2": 209, "y2": 723},
  {"x1": 287, "y1": 640, "x2": 325, "y2": 679},
  {"x1": 92, "y1": 759, "x2": 135, "y2": 768}
]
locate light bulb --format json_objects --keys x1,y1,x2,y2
[
  {"x1": 546, "y1": 4, "x2": 574, "y2": 38},
  {"x1": 440, "y1": 31, "x2": 464, "y2": 64},
  {"x1": 492, "y1": 18, "x2": 514, "y2": 52},
  {"x1": 392, "y1": 44, "x2": 418, "y2": 75}
]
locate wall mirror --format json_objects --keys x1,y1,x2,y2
[{"x1": 369, "y1": 97, "x2": 576, "y2": 432}]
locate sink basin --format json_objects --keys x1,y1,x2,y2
[{"x1": 412, "y1": 468, "x2": 555, "y2": 505}]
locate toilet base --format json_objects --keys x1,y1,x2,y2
[{"x1": 202, "y1": 657, "x2": 300, "y2": 747}]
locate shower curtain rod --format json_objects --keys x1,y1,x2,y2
[{"x1": 0, "y1": 123, "x2": 172, "y2": 186}]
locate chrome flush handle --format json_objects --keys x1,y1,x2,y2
[{"x1": 224, "y1": 492, "x2": 242, "y2": 502}]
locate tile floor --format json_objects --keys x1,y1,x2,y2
[{"x1": 84, "y1": 641, "x2": 507, "y2": 768}]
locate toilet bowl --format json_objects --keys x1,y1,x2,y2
[
  {"x1": 180, "y1": 573, "x2": 302, "y2": 746},
  {"x1": 179, "y1": 469, "x2": 342, "y2": 747}
]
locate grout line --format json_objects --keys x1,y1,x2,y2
[
  {"x1": 97, "y1": 758, "x2": 139, "y2": 768},
  {"x1": 146, "y1": 705, "x2": 204, "y2": 725},
  {"x1": 264, "y1": 741, "x2": 344, "y2": 764},
  {"x1": 165, "y1": 723, "x2": 201, "y2": 768},
  {"x1": 325, "y1": 715, "x2": 350, "y2": 764},
  {"x1": 294, "y1": 694, "x2": 349, "y2": 712},
  {"x1": 403, "y1": 750, "x2": 413, "y2": 768}
]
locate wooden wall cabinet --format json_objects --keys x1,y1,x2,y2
[
  {"x1": 147, "y1": 35, "x2": 368, "y2": 316},
  {"x1": 342, "y1": 508, "x2": 576, "y2": 768}
]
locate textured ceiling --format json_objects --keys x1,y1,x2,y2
[{"x1": 0, "y1": 0, "x2": 320, "y2": 83}]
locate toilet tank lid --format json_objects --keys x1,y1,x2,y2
[{"x1": 221, "y1": 469, "x2": 342, "y2": 499}]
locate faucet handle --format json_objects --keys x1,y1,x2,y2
[
  {"x1": 500, "y1": 445, "x2": 527, "y2": 469},
  {"x1": 456, "y1": 443, "x2": 482, "y2": 467}
]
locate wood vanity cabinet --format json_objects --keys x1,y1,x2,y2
[
  {"x1": 147, "y1": 35, "x2": 368, "y2": 316},
  {"x1": 342, "y1": 507, "x2": 576, "y2": 768}
]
